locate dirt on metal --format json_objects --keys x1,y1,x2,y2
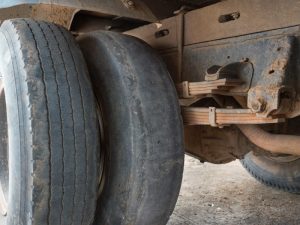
[
  {"x1": 168, "y1": 156, "x2": 300, "y2": 225},
  {"x1": 0, "y1": 4, "x2": 74, "y2": 28}
]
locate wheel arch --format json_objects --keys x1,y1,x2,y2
[{"x1": 0, "y1": 0, "x2": 186, "y2": 28}]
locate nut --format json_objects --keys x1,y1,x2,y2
[{"x1": 251, "y1": 100, "x2": 266, "y2": 113}]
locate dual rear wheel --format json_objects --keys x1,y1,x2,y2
[
  {"x1": 0, "y1": 19, "x2": 184, "y2": 225},
  {"x1": 241, "y1": 117, "x2": 300, "y2": 193},
  {"x1": 0, "y1": 16, "x2": 299, "y2": 225}
]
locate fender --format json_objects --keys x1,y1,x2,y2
[
  {"x1": 0, "y1": 0, "x2": 187, "y2": 28},
  {"x1": 0, "y1": 0, "x2": 158, "y2": 28}
]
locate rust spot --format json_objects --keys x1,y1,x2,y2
[{"x1": 270, "y1": 59, "x2": 288, "y2": 72}]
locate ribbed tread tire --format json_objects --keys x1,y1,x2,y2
[
  {"x1": 241, "y1": 153, "x2": 300, "y2": 194},
  {"x1": 0, "y1": 19, "x2": 99, "y2": 225}
]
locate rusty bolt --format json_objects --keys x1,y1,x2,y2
[
  {"x1": 251, "y1": 100, "x2": 266, "y2": 113},
  {"x1": 121, "y1": 0, "x2": 135, "y2": 9}
]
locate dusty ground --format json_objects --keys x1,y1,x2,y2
[{"x1": 168, "y1": 156, "x2": 300, "y2": 225}]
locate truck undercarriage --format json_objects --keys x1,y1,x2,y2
[
  {"x1": 126, "y1": 0, "x2": 300, "y2": 162},
  {"x1": 0, "y1": 0, "x2": 299, "y2": 224}
]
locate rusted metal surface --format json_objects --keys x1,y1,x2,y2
[
  {"x1": 184, "y1": 125, "x2": 251, "y2": 164},
  {"x1": 0, "y1": 4, "x2": 75, "y2": 28},
  {"x1": 123, "y1": 7, "x2": 175, "y2": 47},
  {"x1": 238, "y1": 125, "x2": 300, "y2": 156},
  {"x1": 247, "y1": 36, "x2": 295, "y2": 117},
  {"x1": 126, "y1": 0, "x2": 300, "y2": 85},
  {"x1": 126, "y1": 17, "x2": 178, "y2": 49},
  {"x1": 184, "y1": 0, "x2": 300, "y2": 45},
  {"x1": 182, "y1": 34, "x2": 298, "y2": 97},
  {"x1": 129, "y1": 21, "x2": 300, "y2": 119},
  {"x1": 177, "y1": 62, "x2": 254, "y2": 98},
  {"x1": 0, "y1": 0, "x2": 220, "y2": 28},
  {"x1": 127, "y1": 0, "x2": 300, "y2": 162},
  {"x1": 137, "y1": 0, "x2": 182, "y2": 20},
  {"x1": 184, "y1": 118, "x2": 300, "y2": 163},
  {"x1": 185, "y1": 112, "x2": 300, "y2": 163},
  {"x1": 70, "y1": 12, "x2": 149, "y2": 33},
  {"x1": 121, "y1": 0, "x2": 136, "y2": 9},
  {"x1": 125, "y1": 17, "x2": 180, "y2": 80},
  {"x1": 0, "y1": 0, "x2": 158, "y2": 24},
  {"x1": 183, "y1": 107, "x2": 284, "y2": 127},
  {"x1": 204, "y1": 62, "x2": 254, "y2": 93},
  {"x1": 127, "y1": 0, "x2": 300, "y2": 47},
  {"x1": 140, "y1": 0, "x2": 219, "y2": 20}
]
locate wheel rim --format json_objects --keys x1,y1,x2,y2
[{"x1": 0, "y1": 82, "x2": 8, "y2": 216}]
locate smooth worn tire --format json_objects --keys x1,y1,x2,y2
[
  {"x1": 241, "y1": 152, "x2": 300, "y2": 193},
  {"x1": 78, "y1": 31, "x2": 184, "y2": 225},
  {"x1": 0, "y1": 19, "x2": 99, "y2": 225}
]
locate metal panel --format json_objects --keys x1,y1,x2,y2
[
  {"x1": 0, "y1": 0, "x2": 220, "y2": 20},
  {"x1": 0, "y1": 0, "x2": 157, "y2": 23},
  {"x1": 127, "y1": 0, "x2": 300, "y2": 49},
  {"x1": 125, "y1": 17, "x2": 178, "y2": 49},
  {"x1": 185, "y1": 0, "x2": 300, "y2": 45},
  {"x1": 182, "y1": 28, "x2": 300, "y2": 84}
]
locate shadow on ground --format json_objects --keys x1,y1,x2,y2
[{"x1": 168, "y1": 156, "x2": 300, "y2": 225}]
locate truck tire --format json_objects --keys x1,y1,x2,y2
[
  {"x1": 0, "y1": 19, "x2": 99, "y2": 225},
  {"x1": 77, "y1": 31, "x2": 184, "y2": 225},
  {"x1": 241, "y1": 152, "x2": 300, "y2": 193}
]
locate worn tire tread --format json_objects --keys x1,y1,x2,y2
[
  {"x1": 241, "y1": 156, "x2": 300, "y2": 194},
  {"x1": 0, "y1": 19, "x2": 99, "y2": 225}
]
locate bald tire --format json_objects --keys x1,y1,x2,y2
[{"x1": 78, "y1": 31, "x2": 184, "y2": 225}]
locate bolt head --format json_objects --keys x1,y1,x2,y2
[
  {"x1": 122, "y1": 0, "x2": 135, "y2": 9},
  {"x1": 251, "y1": 100, "x2": 265, "y2": 113}
]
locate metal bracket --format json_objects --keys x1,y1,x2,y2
[
  {"x1": 175, "y1": 7, "x2": 187, "y2": 82},
  {"x1": 247, "y1": 36, "x2": 296, "y2": 117},
  {"x1": 120, "y1": 0, "x2": 135, "y2": 9},
  {"x1": 205, "y1": 61, "x2": 253, "y2": 93},
  {"x1": 208, "y1": 107, "x2": 218, "y2": 127},
  {"x1": 181, "y1": 81, "x2": 192, "y2": 98}
]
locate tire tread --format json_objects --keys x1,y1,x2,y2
[{"x1": 0, "y1": 19, "x2": 99, "y2": 225}]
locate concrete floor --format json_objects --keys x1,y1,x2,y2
[{"x1": 168, "y1": 156, "x2": 300, "y2": 225}]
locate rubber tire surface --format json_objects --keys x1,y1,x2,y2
[
  {"x1": 0, "y1": 19, "x2": 99, "y2": 225},
  {"x1": 241, "y1": 152, "x2": 300, "y2": 193},
  {"x1": 78, "y1": 31, "x2": 184, "y2": 225}
]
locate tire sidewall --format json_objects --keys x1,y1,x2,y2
[
  {"x1": 242, "y1": 152, "x2": 300, "y2": 192},
  {"x1": 0, "y1": 26, "x2": 32, "y2": 225},
  {"x1": 78, "y1": 31, "x2": 184, "y2": 225}
]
